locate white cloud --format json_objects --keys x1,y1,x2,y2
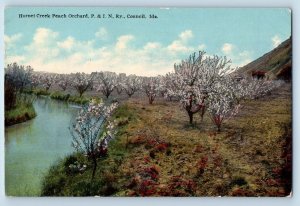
[
  {"x1": 33, "y1": 28, "x2": 58, "y2": 46},
  {"x1": 115, "y1": 35, "x2": 134, "y2": 50},
  {"x1": 68, "y1": 52, "x2": 85, "y2": 64},
  {"x1": 272, "y1": 35, "x2": 282, "y2": 48},
  {"x1": 221, "y1": 43, "x2": 252, "y2": 68},
  {"x1": 179, "y1": 30, "x2": 193, "y2": 42},
  {"x1": 57, "y1": 36, "x2": 75, "y2": 50},
  {"x1": 95, "y1": 27, "x2": 108, "y2": 40},
  {"x1": 198, "y1": 44, "x2": 206, "y2": 50},
  {"x1": 143, "y1": 42, "x2": 161, "y2": 50},
  {"x1": 4, "y1": 33, "x2": 23, "y2": 50},
  {"x1": 5, "y1": 28, "x2": 213, "y2": 76},
  {"x1": 227, "y1": 50, "x2": 253, "y2": 68},
  {"x1": 167, "y1": 41, "x2": 193, "y2": 53},
  {"x1": 167, "y1": 30, "x2": 194, "y2": 53},
  {"x1": 4, "y1": 33, "x2": 22, "y2": 45},
  {"x1": 24, "y1": 28, "x2": 60, "y2": 62},
  {"x1": 222, "y1": 43, "x2": 234, "y2": 54}
]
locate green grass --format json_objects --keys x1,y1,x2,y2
[
  {"x1": 25, "y1": 89, "x2": 93, "y2": 105},
  {"x1": 32, "y1": 89, "x2": 50, "y2": 96},
  {"x1": 67, "y1": 95, "x2": 89, "y2": 105},
  {"x1": 5, "y1": 103, "x2": 36, "y2": 126},
  {"x1": 50, "y1": 91, "x2": 71, "y2": 101},
  {"x1": 49, "y1": 91, "x2": 89, "y2": 105},
  {"x1": 22, "y1": 88, "x2": 50, "y2": 96}
]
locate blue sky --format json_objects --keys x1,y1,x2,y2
[{"x1": 4, "y1": 7, "x2": 291, "y2": 76}]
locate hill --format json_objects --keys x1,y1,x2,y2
[{"x1": 237, "y1": 37, "x2": 292, "y2": 80}]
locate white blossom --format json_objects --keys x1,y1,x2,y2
[
  {"x1": 122, "y1": 75, "x2": 142, "y2": 97},
  {"x1": 70, "y1": 72, "x2": 93, "y2": 97},
  {"x1": 95, "y1": 71, "x2": 118, "y2": 99}
]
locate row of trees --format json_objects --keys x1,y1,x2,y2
[
  {"x1": 5, "y1": 51, "x2": 283, "y2": 131},
  {"x1": 15, "y1": 70, "x2": 156, "y2": 100}
]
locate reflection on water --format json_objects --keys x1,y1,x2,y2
[{"x1": 5, "y1": 96, "x2": 79, "y2": 196}]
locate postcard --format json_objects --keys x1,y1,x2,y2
[{"x1": 4, "y1": 7, "x2": 292, "y2": 197}]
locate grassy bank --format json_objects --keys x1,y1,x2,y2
[
  {"x1": 24, "y1": 88, "x2": 50, "y2": 96},
  {"x1": 50, "y1": 91, "x2": 89, "y2": 104},
  {"x1": 25, "y1": 89, "x2": 90, "y2": 105},
  {"x1": 5, "y1": 103, "x2": 36, "y2": 126},
  {"x1": 41, "y1": 83, "x2": 292, "y2": 196}
]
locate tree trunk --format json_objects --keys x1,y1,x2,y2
[
  {"x1": 188, "y1": 111, "x2": 193, "y2": 124},
  {"x1": 149, "y1": 97, "x2": 154, "y2": 104},
  {"x1": 200, "y1": 106, "x2": 205, "y2": 122},
  {"x1": 91, "y1": 157, "x2": 97, "y2": 180},
  {"x1": 217, "y1": 125, "x2": 221, "y2": 132}
]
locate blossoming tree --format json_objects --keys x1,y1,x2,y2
[
  {"x1": 116, "y1": 73, "x2": 126, "y2": 94},
  {"x1": 39, "y1": 73, "x2": 58, "y2": 91},
  {"x1": 57, "y1": 74, "x2": 71, "y2": 91},
  {"x1": 95, "y1": 71, "x2": 118, "y2": 99},
  {"x1": 166, "y1": 51, "x2": 231, "y2": 125},
  {"x1": 206, "y1": 77, "x2": 240, "y2": 131},
  {"x1": 142, "y1": 76, "x2": 160, "y2": 104},
  {"x1": 70, "y1": 98, "x2": 118, "y2": 179},
  {"x1": 71, "y1": 72, "x2": 93, "y2": 97},
  {"x1": 122, "y1": 75, "x2": 142, "y2": 97}
]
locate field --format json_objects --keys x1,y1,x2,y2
[{"x1": 42, "y1": 82, "x2": 292, "y2": 197}]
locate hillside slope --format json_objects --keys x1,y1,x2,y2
[{"x1": 237, "y1": 37, "x2": 292, "y2": 80}]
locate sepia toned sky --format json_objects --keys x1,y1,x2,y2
[{"x1": 4, "y1": 7, "x2": 291, "y2": 76}]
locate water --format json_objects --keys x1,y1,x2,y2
[{"x1": 5, "y1": 97, "x2": 80, "y2": 196}]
